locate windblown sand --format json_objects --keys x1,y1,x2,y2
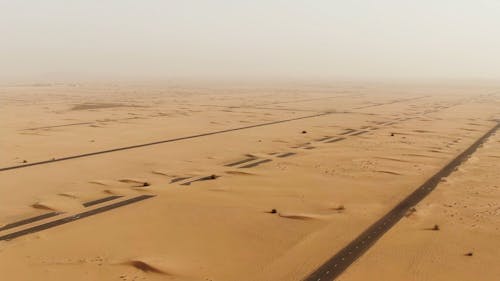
[{"x1": 0, "y1": 82, "x2": 499, "y2": 281}]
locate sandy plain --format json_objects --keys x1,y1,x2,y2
[{"x1": 0, "y1": 82, "x2": 499, "y2": 281}]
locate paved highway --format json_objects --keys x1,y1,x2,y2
[{"x1": 303, "y1": 121, "x2": 500, "y2": 281}]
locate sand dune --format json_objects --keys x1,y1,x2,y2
[
  {"x1": 118, "y1": 178, "x2": 151, "y2": 187},
  {"x1": 31, "y1": 197, "x2": 82, "y2": 212},
  {"x1": 0, "y1": 82, "x2": 499, "y2": 281},
  {"x1": 124, "y1": 259, "x2": 169, "y2": 274}
]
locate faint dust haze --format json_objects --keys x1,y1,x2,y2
[{"x1": 1, "y1": 0, "x2": 500, "y2": 82}]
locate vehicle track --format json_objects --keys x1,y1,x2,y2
[{"x1": 303, "y1": 121, "x2": 500, "y2": 281}]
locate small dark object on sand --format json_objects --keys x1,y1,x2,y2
[
  {"x1": 270, "y1": 209, "x2": 277, "y2": 214},
  {"x1": 390, "y1": 133, "x2": 395, "y2": 136},
  {"x1": 208, "y1": 174, "x2": 217, "y2": 180},
  {"x1": 22, "y1": 160, "x2": 28, "y2": 163},
  {"x1": 432, "y1": 224, "x2": 440, "y2": 231},
  {"x1": 465, "y1": 252, "x2": 473, "y2": 256},
  {"x1": 143, "y1": 182, "x2": 150, "y2": 187},
  {"x1": 332, "y1": 205, "x2": 345, "y2": 211},
  {"x1": 302, "y1": 130, "x2": 307, "y2": 134}
]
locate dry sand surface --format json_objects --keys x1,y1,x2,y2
[{"x1": 0, "y1": 82, "x2": 499, "y2": 281}]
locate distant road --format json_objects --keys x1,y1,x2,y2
[
  {"x1": 0, "y1": 112, "x2": 331, "y2": 172},
  {"x1": 353, "y1": 96, "x2": 429, "y2": 109},
  {"x1": 303, "y1": 121, "x2": 500, "y2": 281},
  {"x1": 0, "y1": 94, "x2": 435, "y2": 172}
]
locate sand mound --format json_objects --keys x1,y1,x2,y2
[
  {"x1": 225, "y1": 170, "x2": 255, "y2": 176},
  {"x1": 103, "y1": 189, "x2": 126, "y2": 195},
  {"x1": 329, "y1": 205, "x2": 346, "y2": 212},
  {"x1": 31, "y1": 197, "x2": 82, "y2": 212},
  {"x1": 374, "y1": 156, "x2": 410, "y2": 163},
  {"x1": 151, "y1": 170, "x2": 174, "y2": 177},
  {"x1": 119, "y1": 178, "x2": 150, "y2": 187},
  {"x1": 89, "y1": 180, "x2": 111, "y2": 186},
  {"x1": 57, "y1": 192, "x2": 79, "y2": 199},
  {"x1": 119, "y1": 178, "x2": 148, "y2": 184},
  {"x1": 126, "y1": 260, "x2": 167, "y2": 274},
  {"x1": 278, "y1": 213, "x2": 320, "y2": 220},
  {"x1": 31, "y1": 202, "x2": 57, "y2": 211},
  {"x1": 374, "y1": 170, "x2": 402, "y2": 175},
  {"x1": 122, "y1": 257, "x2": 184, "y2": 276},
  {"x1": 403, "y1": 153, "x2": 440, "y2": 159}
]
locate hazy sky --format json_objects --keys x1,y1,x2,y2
[{"x1": 1, "y1": 0, "x2": 500, "y2": 81}]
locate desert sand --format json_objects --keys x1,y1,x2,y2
[{"x1": 0, "y1": 82, "x2": 499, "y2": 281}]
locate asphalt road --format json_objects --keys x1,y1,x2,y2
[
  {"x1": 0, "y1": 112, "x2": 331, "y2": 172},
  {"x1": 0, "y1": 195, "x2": 155, "y2": 241},
  {"x1": 303, "y1": 122, "x2": 500, "y2": 281}
]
